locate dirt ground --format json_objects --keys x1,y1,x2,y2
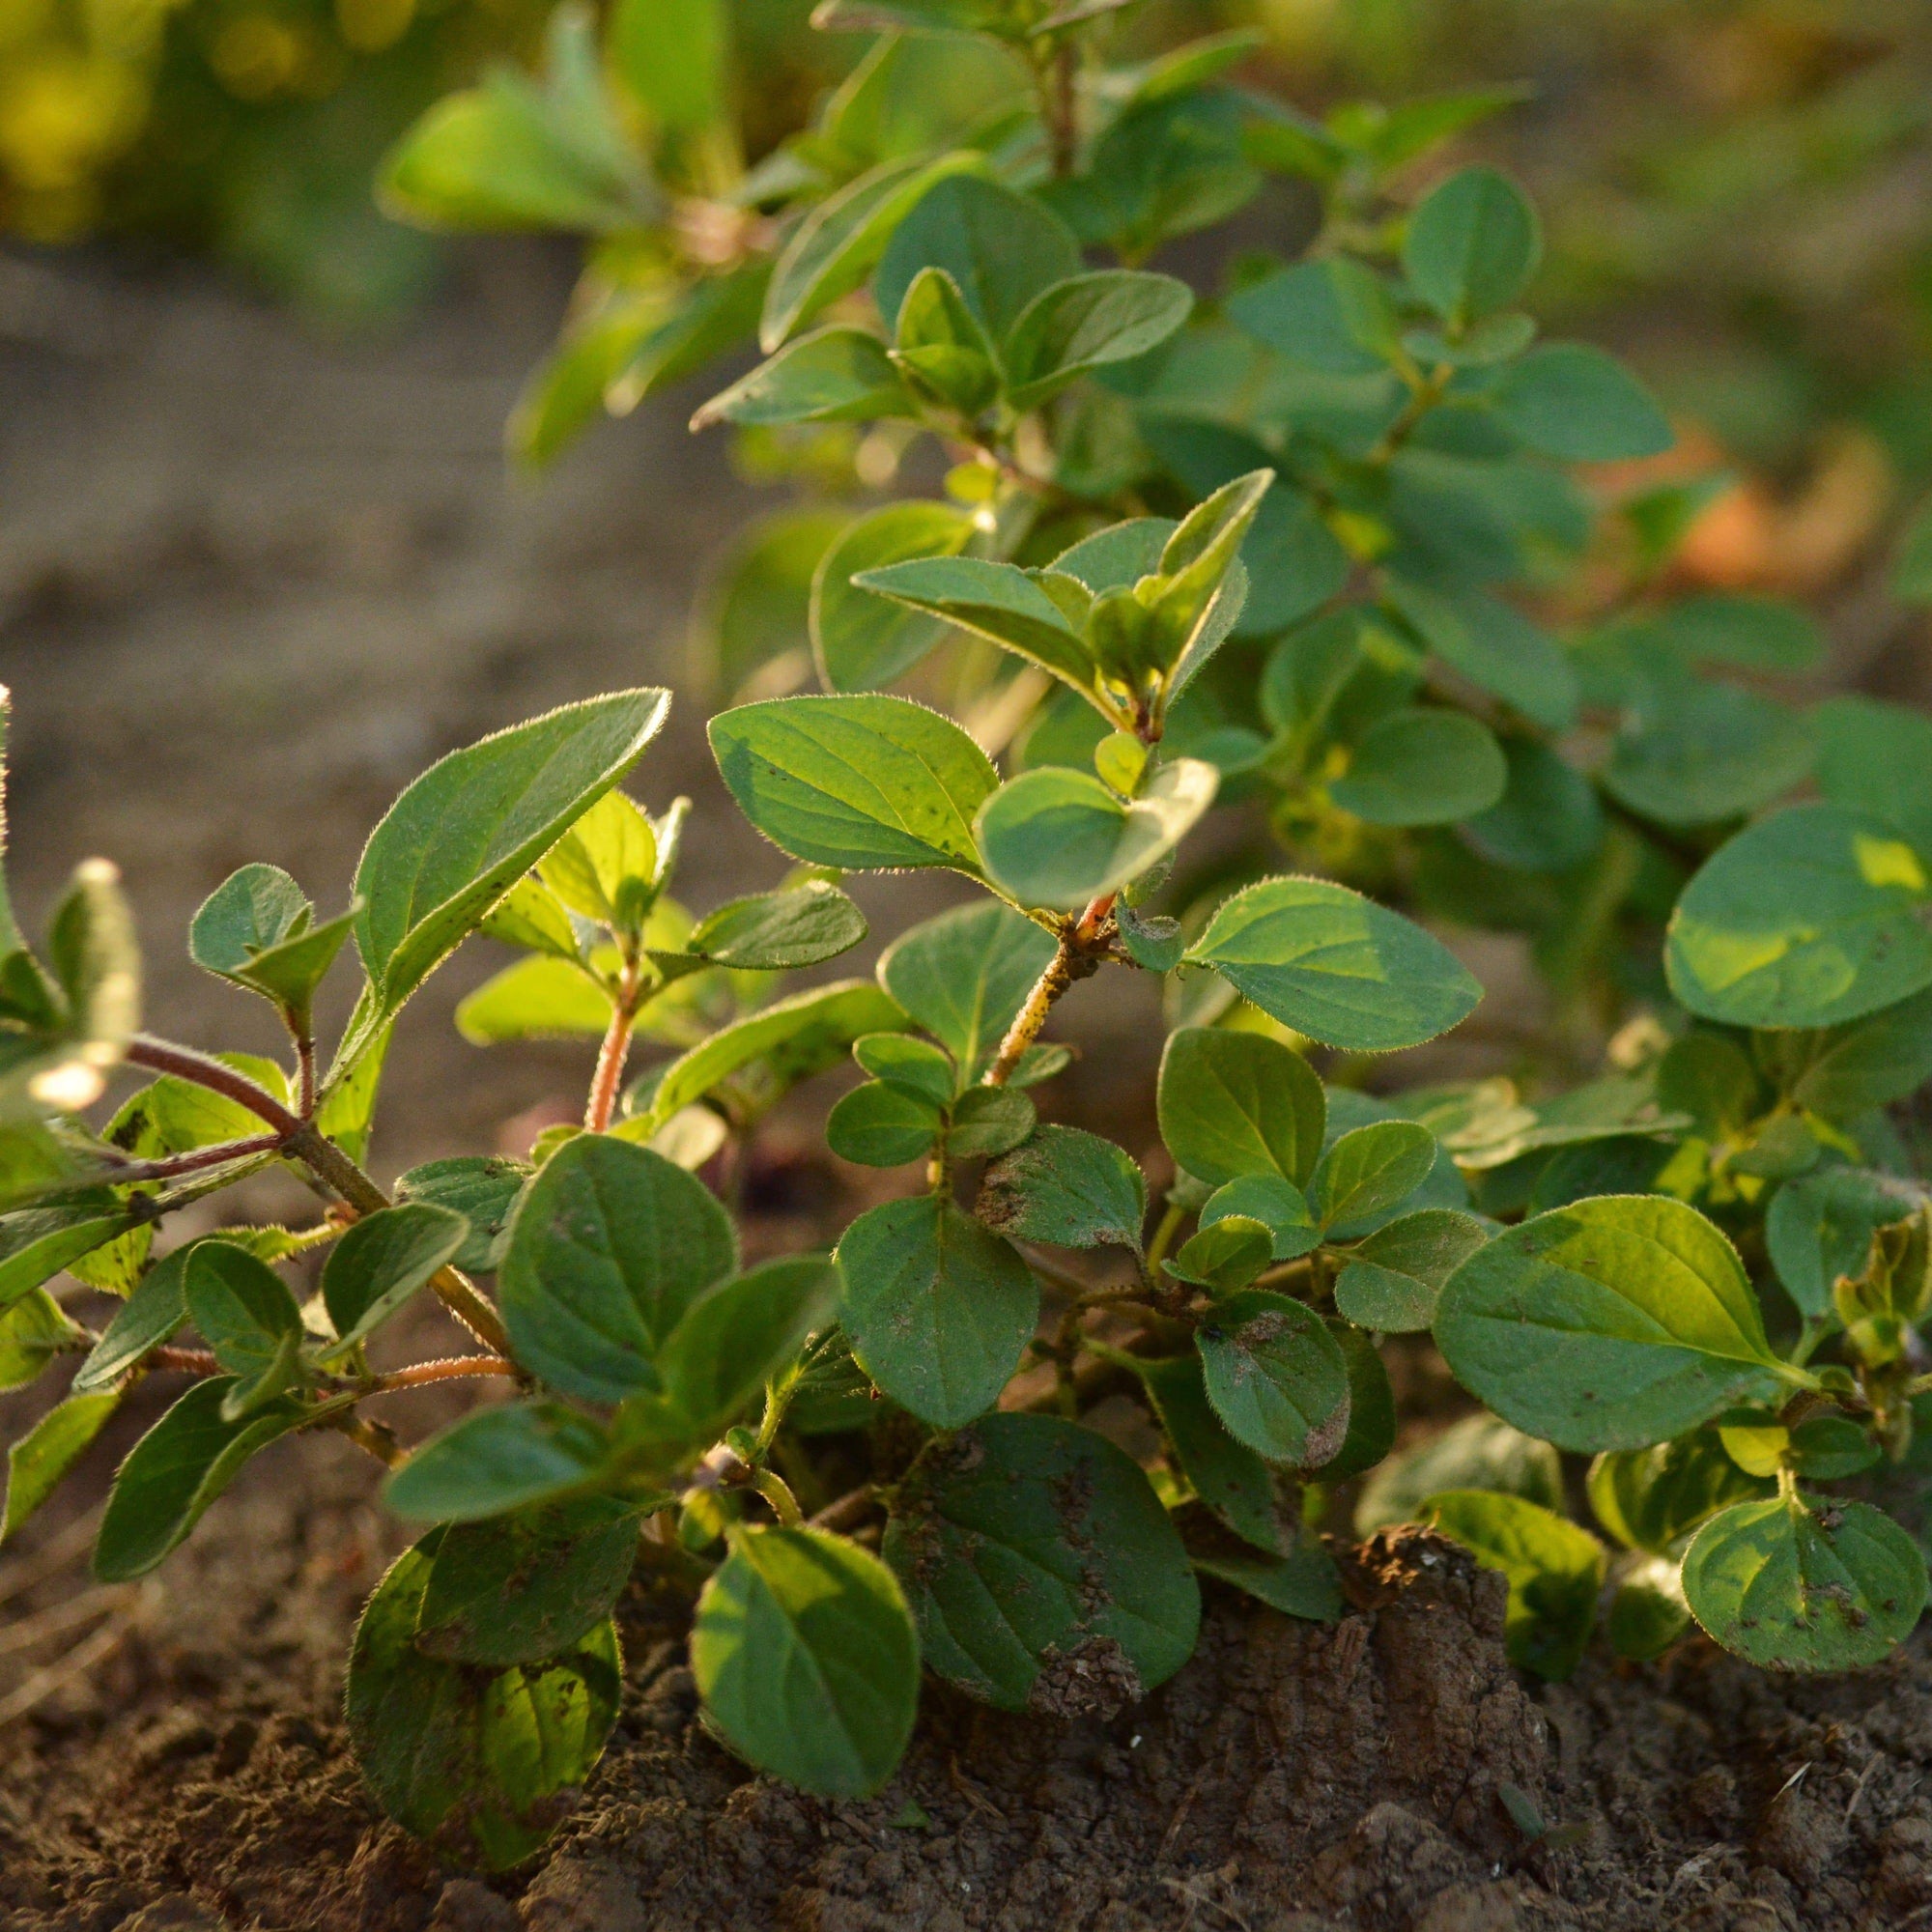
[{"x1": 5, "y1": 244, "x2": 1932, "y2": 1930}]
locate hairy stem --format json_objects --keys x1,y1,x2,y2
[
  {"x1": 104, "y1": 1134, "x2": 282, "y2": 1184},
  {"x1": 585, "y1": 976, "x2": 640, "y2": 1134},
  {"x1": 984, "y1": 889, "x2": 1117, "y2": 1087},
  {"x1": 354, "y1": 1354, "x2": 519, "y2": 1396},
  {"x1": 149, "y1": 1346, "x2": 221, "y2": 1376},
  {"x1": 125, "y1": 1036, "x2": 303, "y2": 1137},
  {"x1": 808, "y1": 1485, "x2": 878, "y2": 1533}
]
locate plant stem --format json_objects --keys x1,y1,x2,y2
[
  {"x1": 103, "y1": 1135, "x2": 282, "y2": 1184},
  {"x1": 984, "y1": 892, "x2": 1115, "y2": 1086},
  {"x1": 149, "y1": 1346, "x2": 221, "y2": 1376},
  {"x1": 128, "y1": 1032, "x2": 512, "y2": 1355},
  {"x1": 809, "y1": 1485, "x2": 878, "y2": 1533},
  {"x1": 1037, "y1": 36, "x2": 1080, "y2": 178},
  {"x1": 585, "y1": 975, "x2": 640, "y2": 1134},
  {"x1": 355, "y1": 1354, "x2": 518, "y2": 1396}
]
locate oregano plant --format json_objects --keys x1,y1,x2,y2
[{"x1": 5, "y1": 0, "x2": 1932, "y2": 1876}]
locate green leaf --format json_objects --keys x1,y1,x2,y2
[
  {"x1": 851, "y1": 554, "x2": 1096, "y2": 694},
  {"x1": 1656, "y1": 594, "x2": 1825, "y2": 675},
  {"x1": 639, "y1": 980, "x2": 906, "y2": 1128},
  {"x1": 384, "y1": 1402, "x2": 613, "y2": 1521},
  {"x1": 877, "y1": 901, "x2": 1056, "y2": 1081},
  {"x1": 812, "y1": 501, "x2": 974, "y2": 693},
  {"x1": 1385, "y1": 582, "x2": 1578, "y2": 732},
  {"x1": 1491, "y1": 344, "x2": 1673, "y2": 461},
  {"x1": 611, "y1": 0, "x2": 724, "y2": 131},
  {"x1": 1323, "y1": 1318, "x2": 1397, "y2": 1480},
  {"x1": 975, "y1": 758, "x2": 1217, "y2": 912},
  {"x1": 74, "y1": 1242, "x2": 198, "y2": 1391},
  {"x1": 188, "y1": 864, "x2": 356, "y2": 1017},
  {"x1": 1185, "y1": 876, "x2": 1482, "y2": 1052},
  {"x1": 1225, "y1": 257, "x2": 1399, "y2": 375},
  {"x1": 1434, "y1": 1196, "x2": 1788, "y2": 1453},
  {"x1": 1199, "y1": 1174, "x2": 1319, "y2": 1263},
  {"x1": 1603, "y1": 679, "x2": 1812, "y2": 828},
  {"x1": 827, "y1": 1081, "x2": 943, "y2": 1166},
  {"x1": 320, "y1": 1203, "x2": 469, "y2": 1359},
  {"x1": 1682, "y1": 1493, "x2": 1926, "y2": 1672},
  {"x1": 498, "y1": 1135, "x2": 734, "y2": 1404},
  {"x1": 692, "y1": 327, "x2": 912, "y2": 430},
  {"x1": 697, "y1": 506, "x2": 845, "y2": 701},
  {"x1": 1135, "y1": 1351, "x2": 1292, "y2": 1554},
  {"x1": 1766, "y1": 1167, "x2": 1918, "y2": 1321},
  {"x1": 874, "y1": 174, "x2": 1080, "y2": 342},
  {"x1": 1355, "y1": 1411, "x2": 1561, "y2": 1535},
  {"x1": 1463, "y1": 738, "x2": 1604, "y2": 873},
  {"x1": 1333, "y1": 1208, "x2": 1490, "y2": 1333},
  {"x1": 1402, "y1": 165, "x2": 1541, "y2": 324},
  {"x1": 836, "y1": 1194, "x2": 1037, "y2": 1428},
  {"x1": 1587, "y1": 1431, "x2": 1769, "y2": 1556},
  {"x1": 976, "y1": 1124, "x2": 1147, "y2": 1251},
  {"x1": 1606, "y1": 1554, "x2": 1691, "y2": 1662},
  {"x1": 1196, "y1": 1290, "x2": 1350, "y2": 1465},
  {"x1": 1168, "y1": 1215, "x2": 1273, "y2": 1293},
  {"x1": 1331, "y1": 709, "x2": 1507, "y2": 828},
  {"x1": 0, "y1": 1286, "x2": 83, "y2": 1389},
  {"x1": 761, "y1": 151, "x2": 983, "y2": 350},
  {"x1": 1310, "y1": 1122, "x2": 1438, "y2": 1233},
  {"x1": 710, "y1": 695, "x2": 998, "y2": 874},
  {"x1": 347, "y1": 1540, "x2": 621, "y2": 1870},
  {"x1": 694, "y1": 1525, "x2": 918, "y2": 1796},
  {"x1": 1420, "y1": 1490, "x2": 1605, "y2": 1680},
  {"x1": 395, "y1": 1157, "x2": 529, "y2": 1274},
  {"x1": 416, "y1": 1497, "x2": 639, "y2": 1667},
  {"x1": 95, "y1": 1378, "x2": 306, "y2": 1579},
  {"x1": 1894, "y1": 497, "x2": 1932, "y2": 605},
  {"x1": 1193, "y1": 1548, "x2": 1344, "y2": 1622},
  {"x1": 0, "y1": 1196, "x2": 137, "y2": 1314},
  {"x1": 14, "y1": 858, "x2": 140, "y2": 1116},
  {"x1": 349, "y1": 691, "x2": 669, "y2": 1051},
  {"x1": 1811, "y1": 695, "x2": 1932, "y2": 860},
  {"x1": 1156, "y1": 1026, "x2": 1325, "y2": 1188},
  {"x1": 4, "y1": 1388, "x2": 120, "y2": 1542},
  {"x1": 536, "y1": 790, "x2": 658, "y2": 930},
  {"x1": 456, "y1": 956, "x2": 611, "y2": 1045},
  {"x1": 945, "y1": 1085, "x2": 1035, "y2": 1158},
  {"x1": 652, "y1": 1256, "x2": 840, "y2": 1439},
  {"x1": 883, "y1": 1412, "x2": 1199, "y2": 1713},
  {"x1": 182, "y1": 1241, "x2": 305, "y2": 1414},
  {"x1": 1003, "y1": 270, "x2": 1194, "y2": 410},
  {"x1": 664, "y1": 881, "x2": 867, "y2": 976},
  {"x1": 1665, "y1": 805, "x2": 1932, "y2": 1030},
  {"x1": 1767, "y1": 987, "x2": 1932, "y2": 1120},
  {"x1": 853, "y1": 1033, "x2": 954, "y2": 1104}
]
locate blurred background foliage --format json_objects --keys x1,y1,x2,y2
[{"x1": 3, "y1": 0, "x2": 1929, "y2": 584}]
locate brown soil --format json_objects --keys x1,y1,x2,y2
[{"x1": 6, "y1": 251, "x2": 1932, "y2": 1932}]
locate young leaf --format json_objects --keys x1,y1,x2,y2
[
  {"x1": 189, "y1": 864, "x2": 356, "y2": 1017},
  {"x1": 1184, "y1": 876, "x2": 1482, "y2": 1052},
  {"x1": 710, "y1": 695, "x2": 998, "y2": 873},
  {"x1": 882, "y1": 1412, "x2": 1199, "y2": 1713},
  {"x1": 1420, "y1": 1490, "x2": 1605, "y2": 1680},
  {"x1": 693, "y1": 1526, "x2": 918, "y2": 1797},
  {"x1": 3, "y1": 1388, "x2": 120, "y2": 1542},
  {"x1": 1681, "y1": 1493, "x2": 1927, "y2": 1672},
  {"x1": 827, "y1": 1080, "x2": 944, "y2": 1166},
  {"x1": 1434, "y1": 1196, "x2": 1789, "y2": 1453},
  {"x1": 1333, "y1": 1208, "x2": 1491, "y2": 1333},
  {"x1": 416, "y1": 1497, "x2": 639, "y2": 1667},
  {"x1": 761, "y1": 151, "x2": 982, "y2": 350},
  {"x1": 663, "y1": 881, "x2": 867, "y2": 976},
  {"x1": 536, "y1": 790, "x2": 658, "y2": 929},
  {"x1": 1168, "y1": 1215, "x2": 1273, "y2": 1293},
  {"x1": 319, "y1": 1203, "x2": 469, "y2": 1359},
  {"x1": 1769, "y1": 987, "x2": 1932, "y2": 1120},
  {"x1": 348, "y1": 690, "x2": 669, "y2": 1052},
  {"x1": 1402, "y1": 165, "x2": 1541, "y2": 325},
  {"x1": 975, "y1": 759, "x2": 1217, "y2": 912},
  {"x1": 1766, "y1": 1168, "x2": 1918, "y2": 1321},
  {"x1": 1002, "y1": 270, "x2": 1194, "y2": 410},
  {"x1": 1196, "y1": 1290, "x2": 1350, "y2": 1465},
  {"x1": 650, "y1": 1256, "x2": 839, "y2": 1439},
  {"x1": 877, "y1": 902, "x2": 1057, "y2": 1080},
  {"x1": 384, "y1": 1402, "x2": 613, "y2": 1521},
  {"x1": 1665, "y1": 805, "x2": 1932, "y2": 1030},
  {"x1": 1310, "y1": 1121, "x2": 1437, "y2": 1231},
  {"x1": 639, "y1": 980, "x2": 905, "y2": 1128},
  {"x1": 836, "y1": 1194, "x2": 1037, "y2": 1428},
  {"x1": 95, "y1": 1378, "x2": 307, "y2": 1580},
  {"x1": 182, "y1": 1242, "x2": 304, "y2": 1391},
  {"x1": 852, "y1": 554, "x2": 1096, "y2": 693},
  {"x1": 874, "y1": 175, "x2": 1080, "y2": 341},
  {"x1": 812, "y1": 500, "x2": 975, "y2": 693},
  {"x1": 1330, "y1": 709, "x2": 1507, "y2": 827},
  {"x1": 1199, "y1": 1174, "x2": 1319, "y2": 1263},
  {"x1": 944, "y1": 1085, "x2": 1035, "y2": 1159},
  {"x1": 498, "y1": 1136, "x2": 735, "y2": 1404},
  {"x1": 1135, "y1": 1352, "x2": 1292, "y2": 1555},
  {"x1": 977, "y1": 1124, "x2": 1148, "y2": 1251},
  {"x1": 395, "y1": 1157, "x2": 530, "y2": 1274},
  {"x1": 1157, "y1": 1026, "x2": 1325, "y2": 1188},
  {"x1": 348, "y1": 1541, "x2": 621, "y2": 1870},
  {"x1": 692, "y1": 327, "x2": 913, "y2": 429},
  {"x1": 1491, "y1": 344, "x2": 1673, "y2": 461}
]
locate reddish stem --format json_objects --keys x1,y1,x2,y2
[
  {"x1": 357, "y1": 1354, "x2": 519, "y2": 1395},
  {"x1": 585, "y1": 975, "x2": 640, "y2": 1134},
  {"x1": 125, "y1": 1036, "x2": 303, "y2": 1138}
]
